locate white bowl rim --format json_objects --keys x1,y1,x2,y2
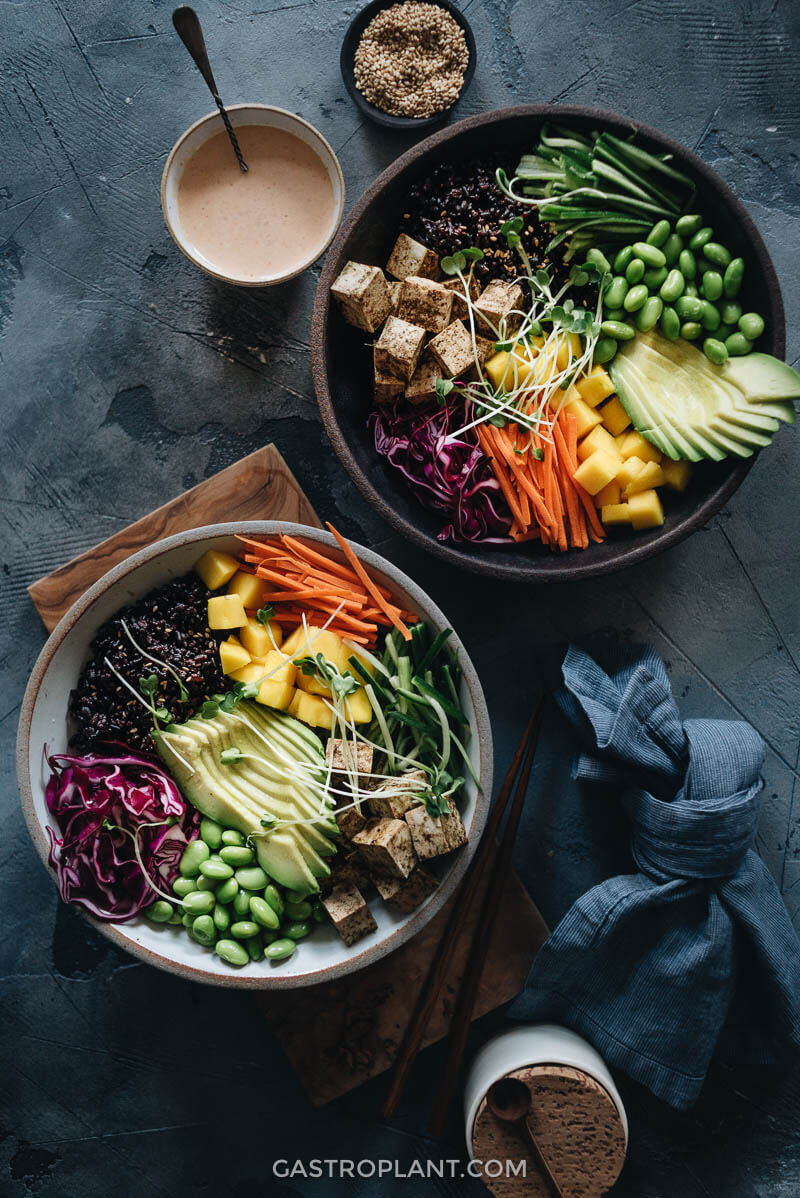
[
  {"x1": 160, "y1": 104, "x2": 346, "y2": 287},
  {"x1": 16, "y1": 521, "x2": 493, "y2": 989}
]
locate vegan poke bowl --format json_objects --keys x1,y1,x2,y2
[
  {"x1": 17, "y1": 523, "x2": 491, "y2": 988},
  {"x1": 313, "y1": 105, "x2": 798, "y2": 581}
]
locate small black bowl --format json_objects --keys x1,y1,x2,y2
[{"x1": 340, "y1": 0, "x2": 476, "y2": 131}]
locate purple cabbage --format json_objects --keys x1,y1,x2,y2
[
  {"x1": 369, "y1": 401, "x2": 513, "y2": 544},
  {"x1": 45, "y1": 749, "x2": 200, "y2": 922}
]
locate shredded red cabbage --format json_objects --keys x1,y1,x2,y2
[
  {"x1": 45, "y1": 749, "x2": 200, "y2": 922},
  {"x1": 369, "y1": 401, "x2": 513, "y2": 544}
]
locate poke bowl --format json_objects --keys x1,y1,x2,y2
[
  {"x1": 312, "y1": 105, "x2": 795, "y2": 583},
  {"x1": 16, "y1": 522, "x2": 492, "y2": 989}
]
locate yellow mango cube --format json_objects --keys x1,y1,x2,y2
[
  {"x1": 625, "y1": 461, "x2": 666, "y2": 497},
  {"x1": 194, "y1": 549, "x2": 239, "y2": 592},
  {"x1": 575, "y1": 365, "x2": 615, "y2": 407},
  {"x1": 220, "y1": 638, "x2": 252, "y2": 675},
  {"x1": 285, "y1": 627, "x2": 350, "y2": 674},
  {"x1": 555, "y1": 332, "x2": 582, "y2": 372},
  {"x1": 599, "y1": 395, "x2": 632, "y2": 437},
  {"x1": 260, "y1": 649, "x2": 296, "y2": 687},
  {"x1": 616, "y1": 456, "x2": 645, "y2": 491},
  {"x1": 561, "y1": 390, "x2": 603, "y2": 439},
  {"x1": 578, "y1": 425, "x2": 621, "y2": 462},
  {"x1": 239, "y1": 615, "x2": 282, "y2": 659},
  {"x1": 485, "y1": 351, "x2": 510, "y2": 391},
  {"x1": 573, "y1": 449, "x2": 621, "y2": 496},
  {"x1": 343, "y1": 688, "x2": 372, "y2": 724},
  {"x1": 661, "y1": 459, "x2": 692, "y2": 492},
  {"x1": 289, "y1": 690, "x2": 335, "y2": 730},
  {"x1": 620, "y1": 430, "x2": 661, "y2": 464},
  {"x1": 229, "y1": 659, "x2": 295, "y2": 711},
  {"x1": 594, "y1": 481, "x2": 622, "y2": 507},
  {"x1": 485, "y1": 344, "x2": 539, "y2": 392},
  {"x1": 627, "y1": 489, "x2": 665, "y2": 530},
  {"x1": 207, "y1": 594, "x2": 247, "y2": 630},
  {"x1": 601, "y1": 503, "x2": 632, "y2": 525},
  {"x1": 226, "y1": 570, "x2": 265, "y2": 611}
]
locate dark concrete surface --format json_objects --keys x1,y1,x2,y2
[{"x1": 2, "y1": 1, "x2": 800, "y2": 1195}]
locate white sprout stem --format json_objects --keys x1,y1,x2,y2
[
  {"x1": 342, "y1": 638, "x2": 391, "y2": 679},
  {"x1": 120, "y1": 619, "x2": 188, "y2": 696},
  {"x1": 156, "y1": 734, "x2": 196, "y2": 778},
  {"x1": 103, "y1": 657, "x2": 155, "y2": 715}
]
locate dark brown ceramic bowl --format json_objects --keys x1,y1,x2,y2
[{"x1": 312, "y1": 105, "x2": 786, "y2": 583}]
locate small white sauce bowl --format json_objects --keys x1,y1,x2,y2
[{"x1": 161, "y1": 104, "x2": 345, "y2": 287}]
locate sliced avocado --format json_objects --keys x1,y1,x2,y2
[
  {"x1": 721, "y1": 353, "x2": 800, "y2": 402},
  {"x1": 704, "y1": 417, "x2": 758, "y2": 456},
  {"x1": 719, "y1": 407, "x2": 779, "y2": 436},
  {"x1": 611, "y1": 353, "x2": 700, "y2": 460},
  {"x1": 745, "y1": 398, "x2": 797, "y2": 425}
]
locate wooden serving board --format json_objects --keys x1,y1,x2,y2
[{"x1": 28, "y1": 444, "x2": 549, "y2": 1106}]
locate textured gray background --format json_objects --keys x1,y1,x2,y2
[{"x1": 2, "y1": 0, "x2": 800, "y2": 1194}]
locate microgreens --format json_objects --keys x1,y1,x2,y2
[
  {"x1": 256, "y1": 604, "x2": 275, "y2": 627},
  {"x1": 220, "y1": 747, "x2": 244, "y2": 764},
  {"x1": 293, "y1": 653, "x2": 359, "y2": 702},
  {"x1": 138, "y1": 673, "x2": 173, "y2": 728},
  {"x1": 200, "y1": 680, "x2": 259, "y2": 720},
  {"x1": 121, "y1": 619, "x2": 189, "y2": 702}
]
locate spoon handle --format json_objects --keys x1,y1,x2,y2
[
  {"x1": 518, "y1": 1120, "x2": 565, "y2": 1198},
  {"x1": 172, "y1": 6, "x2": 248, "y2": 173}
]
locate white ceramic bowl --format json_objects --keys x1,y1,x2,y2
[
  {"x1": 16, "y1": 523, "x2": 492, "y2": 989},
  {"x1": 161, "y1": 105, "x2": 345, "y2": 286}
]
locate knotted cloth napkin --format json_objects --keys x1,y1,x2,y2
[{"x1": 510, "y1": 645, "x2": 800, "y2": 1109}]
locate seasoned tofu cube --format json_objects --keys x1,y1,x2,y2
[
  {"x1": 336, "y1": 806, "x2": 368, "y2": 840},
  {"x1": 321, "y1": 882, "x2": 377, "y2": 946},
  {"x1": 368, "y1": 768, "x2": 427, "y2": 820},
  {"x1": 473, "y1": 280, "x2": 524, "y2": 336},
  {"x1": 331, "y1": 262, "x2": 392, "y2": 333},
  {"x1": 396, "y1": 275, "x2": 454, "y2": 333},
  {"x1": 428, "y1": 320, "x2": 475, "y2": 379},
  {"x1": 388, "y1": 280, "x2": 402, "y2": 311},
  {"x1": 465, "y1": 335, "x2": 496, "y2": 381},
  {"x1": 195, "y1": 549, "x2": 239, "y2": 591},
  {"x1": 372, "y1": 866, "x2": 439, "y2": 914},
  {"x1": 405, "y1": 806, "x2": 467, "y2": 859},
  {"x1": 374, "y1": 316, "x2": 427, "y2": 382},
  {"x1": 405, "y1": 352, "x2": 442, "y2": 405},
  {"x1": 326, "y1": 739, "x2": 374, "y2": 783},
  {"x1": 374, "y1": 362, "x2": 405, "y2": 404},
  {"x1": 442, "y1": 275, "x2": 481, "y2": 320},
  {"x1": 352, "y1": 818, "x2": 417, "y2": 878},
  {"x1": 386, "y1": 233, "x2": 439, "y2": 281}
]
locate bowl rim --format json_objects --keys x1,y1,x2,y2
[
  {"x1": 311, "y1": 103, "x2": 787, "y2": 583},
  {"x1": 160, "y1": 104, "x2": 346, "y2": 288},
  {"x1": 16, "y1": 521, "x2": 493, "y2": 989},
  {"x1": 339, "y1": 0, "x2": 477, "y2": 130}
]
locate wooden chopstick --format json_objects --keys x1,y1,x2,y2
[
  {"x1": 427, "y1": 699, "x2": 545, "y2": 1135},
  {"x1": 381, "y1": 697, "x2": 546, "y2": 1120}
]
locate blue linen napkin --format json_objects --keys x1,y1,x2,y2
[{"x1": 509, "y1": 644, "x2": 800, "y2": 1109}]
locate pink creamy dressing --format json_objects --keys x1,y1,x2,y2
[{"x1": 177, "y1": 125, "x2": 335, "y2": 281}]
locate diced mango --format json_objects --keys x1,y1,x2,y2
[
  {"x1": 239, "y1": 615, "x2": 282, "y2": 658},
  {"x1": 577, "y1": 425, "x2": 621, "y2": 462},
  {"x1": 562, "y1": 390, "x2": 604, "y2": 438},
  {"x1": 575, "y1": 365, "x2": 615, "y2": 407},
  {"x1": 343, "y1": 688, "x2": 373, "y2": 724},
  {"x1": 620, "y1": 430, "x2": 661, "y2": 464},
  {"x1": 625, "y1": 460, "x2": 666, "y2": 496},
  {"x1": 255, "y1": 678, "x2": 296, "y2": 710},
  {"x1": 229, "y1": 659, "x2": 295, "y2": 711},
  {"x1": 627, "y1": 489, "x2": 665, "y2": 530},
  {"x1": 297, "y1": 670, "x2": 332, "y2": 697},
  {"x1": 594, "y1": 481, "x2": 622, "y2": 507},
  {"x1": 485, "y1": 351, "x2": 511, "y2": 391},
  {"x1": 661, "y1": 459, "x2": 693, "y2": 492},
  {"x1": 616, "y1": 456, "x2": 645, "y2": 491},
  {"x1": 289, "y1": 690, "x2": 335, "y2": 730},
  {"x1": 207, "y1": 594, "x2": 247, "y2": 630},
  {"x1": 599, "y1": 395, "x2": 632, "y2": 437},
  {"x1": 555, "y1": 332, "x2": 583, "y2": 372},
  {"x1": 601, "y1": 503, "x2": 632, "y2": 525},
  {"x1": 284, "y1": 627, "x2": 350, "y2": 675},
  {"x1": 227, "y1": 570, "x2": 265, "y2": 611},
  {"x1": 220, "y1": 638, "x2": 252, "y2": 675},
  {"x1": 485, "y1": 344, "x2": 539, "y2": 392},
  {"x1": 195, "y1": 549, "x2": 239, "y2": 592},
  {"x1": 573, "y1": 449, "x2": 621, "y2": 496}
]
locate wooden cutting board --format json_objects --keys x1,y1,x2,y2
[{"x1": 28, "y1": 443, "x2": 548, "y2": 1105}]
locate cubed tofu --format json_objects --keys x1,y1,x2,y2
[
  {"x1": 404, "y1": 805, "x2": 467, "y2": 859},
  {"x1": 194, "y1": 549, "x2": 239, "y2": 591},
  {"x1": 374, "y1": 316, "x2": 427, "y2": 382},
  {"x1": 620, "y1": 430, "x2": 662, "y2": 464},
  {"x1": 405, "y1": 352, "x2": 442, "y2": 405},
  {"x1": 624, "y1": 460, "x2": 666, "y2": 496},
  {"x1": 331, "y1": 262, "x2": 392, "y2": 332},
  {"x1": 598, "y1": 395, "x2": 632, "y2": 437},
  {"x1": 386, "y1": 233, "x2": 439, "y2": 281},
  {"x1": 572, "y1": 449, "x2": 621, "y2": 496},
  {"x1": 388, "y1": 280, "x2": 402, "y2": 312},
  {"x1": 473, "y1": 280, "x2": 524, "y2": 336},
  {"x1": 239, "y1": 615, "x2": 282, "y2": 658},
  {"x1": 352, "y1": 818, "x2": 417, "y2": 879},
  {"x1": 428, "y1": 319, "x2": 475, "y2": 379},
  {"x1": 288, "y1": 690, "x2": 334, "y2": 729},
  {"x1": 321, "y1": 883, "x2": 377, "y2": 946},
  {"x1": 561, "y1": 389, "x2": 604, "y2": 438},
  {"x1": 337, "y1": 806, "x2": 368, "y2": 841},
  {"x1": 594, "y1": 480, "x2": 622, "y2": 507},
  {"x1": 368, "y1": 768, "x2": 427, "y2": 820},
  {"x1": 442, "y1": 274, "x2": 481, "y2": 320},
  {"x1": 577, "y1": 425, "x2": 622, "y2": 462},
  {"x1": 226, "y1": 570, "x2": 265, "y2": 611},
  {"x1": 471, "y1": 335, "x2": 496, "y2": 374},
  {"x1": 374, "y1": 362, "x2": 406, "y2": 404},
  {"x1": 575, "y1": 365, "x2": 615, "y2": 407},
  {"x1": 207, "y1": 594, "x2": 247, "y2": 630},
  {"x1": 627, "y1": 488, "x2": 665, "y2": 530},
  {"x1": 326, "y1": 739, "x2": 374, "y2": 788},
  {"x1": 601, "y1": 503, "x2": 632, "y2": 525},
  {"x1": 220, "y1": 638, "x2": 252, "y2": 675},
  {"x1": 615, "y1": 455, "x2": 645, "y2": 491},
  {"x1": 372, "y1": 866, "x2": 439, "y2": 914},
  {"x1": 661, "y1": 458, "x2": 692, "y2": 491},
  {"x1": 321, "y1": 849, "x2": 370, "y2": 895},
  {"x1": 396, "y1": 275, "x2": 454, "y2": 333}
]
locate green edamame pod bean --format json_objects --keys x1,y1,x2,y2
[
  {"x1": 312, "y1": 903, "x2": 326, "y2": 924},
  {"x1": 625, "y1": 258, "x2": 645, "y2": 284},
  {"x1": 623, "y1": 284, "x2": 648, "y2": 312},
  {"x1": 726, "y1": 332, "x2": 752, "y2": 356},
  {"x1": 231, "y1": 920, "x2": 260, "y2": 940},
  {"x1": 636, "y1": 296, "x2": 663, "y2": 332},
  {"x1": 662, "y1": 233, "x2": 683, "y2": 265},
  {"x1": 697, "y1": 257, "x2": 715, "y2": 276},
  {"x1": 684, "y1": 282, "x2": 699, "y2": 298},
  {"x1": 680, "y1": 321, "x2": 703, "y2": 341},
  {"x1": 221, "y1": 829, "x2": 245, "y2": 847},
  {"x1": 660, "y1": 269, "x2": 685, "y2": 303},
  {"x1": 192, "y1": 914, "x2": 217, "y2": 946},
  {"x1": 703, "y1": 242, "x2": 732, "y2": 268},
  {"x1": 235, "y1": 866, "x2": 269, "y2": 891},
  {"x1": 199, "y1": 857, "x2": 234, "y2": 881},
  {"x1": 689, "y1": 226, "x2": 713, "y2": 251},
  {"x1": 704, "y1": 338, "x2": 729, "y2": 365},
  {"x1": 285, "y1": 900, "x2": 313, "y2": 921},
  {"x1": 173, "y1": 876, "x2": 197, "y2": 898},
  {"x1": 179, "y1": 839, "x2": 210, "y2": 878},
  {"x1": 604, "y1": 307, "x2": 625, "y2": 323},
  {"x1": 216, "y1": 876, "x2": 238, "y2": 905},
  {"x1": 721, "y1": 300, "x2": 742, "y2": 326},
  {"x1": 660, "y1": 306, "x2": 681, "y2": 341},
  {"x1": 263, "y1": 884, "x2": 285, "y2": 916},
  {"x1": 183, "y1": 890, "x2": 216, "y2": 915},
  {"x1": 632, "y1": 241, "x2": 666, "y2": 268},
  {"x1": 700, "y1": 300, "x2": 721, "y2": 332},
  {"x1": 233, "y1": 890, "x2": 251, "y2": 917},
  {"x1": 219, "y1": 845, "x2": 255, "y2": 867},
  {"x1": 262, "y1": 929, "x2": 279, "y2": 946},
  {"x1": 145, "y1": 900, "x2": 174, "y2": 924},
  {"x1": 265, "y1": 938, "x2": 297, "y2": 961},
  {"x1": 249, "y1": 895, "x2": 281, "y2": 930},
  {"x1": 213, "y1": 903, "x2": 231, "y2": 933},
  {"x1": 723, "y1": 257, "x2": 744, "y2": 298},
  {"x1": 585, "y1": 247, "x2": 611, "y2": 274},
  {"x1": 181, "y1": 912, "x2": 194, "y2": 928},
  {"x1": 717, "y1": 323, "x2": 735, "y2": 343},
  {"x1": 676, "y1": 213, "x2": 703, "y2": 236},
  {"x1": 283, "y1": 921, "x2": 311, "y2": 941},
  {"x1": 643, "y1": 266, "x2": 668, "y2": 290},
  {"x1": 604, "y1": 275, "x2": 629, "y2": 309},
  {"x1": 246, "y1": 936, "x2": 263, "y2": 962},
  {"x1": 601, "y1": 320, "x2": 636, "y2": 341},
  {"x1": 200, "y1": 817, "x2": 223, "y2": 851},
  {"x1": 168, "y1": 912, "x2": 183, "y2": 925},
  {"x1": 613, "y1": 245, "x2": 634, "y2": 273},
  {"x1": 739, "y1": 312, "x2": 765, "y2": 341},
  {"x1": 196, "y1": 876, "x2": 218, "y2": 892},
  {"x1": 678, "y1": 249, "x2": 696, "y2": 280},
  {"x1": 593, "y1": 337, "x2": 618, "y2": 365},
  {"x1": 701, "y1": 270, "x2": 723, "y2": 302},
  {"x1": 285, "y1": 889, "x2": 311, "y2": 904},
  {"x1": 216, "y1": 939, "x2": 249, "y2": 967},
  {"x1": 646, "y1": 219, "x2": 671, "y2": 247},
  {"x1": 675, "y1": 295, "x2": 704, "y2": 321}
]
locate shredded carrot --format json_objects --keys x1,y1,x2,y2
[{"x1": 325, "y1": 523, "x2": 412, "y2": 641}]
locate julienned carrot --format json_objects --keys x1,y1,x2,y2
[
  {"x1": 325, "y1": 523, "x2": 411, "y2": 641},
  {"x1": 552, "y1": 419, "x2": 586, "y2": 550},
  {"x1": 478, "y1": 426, "x2": 527, "y2": 528}
]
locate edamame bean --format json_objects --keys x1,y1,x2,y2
[
  {"x1": 246, "y1": 936, "x2": 263, "y2": 962},
  {"x1": 216, "y1": 876, "x2": 238, "y2": 905},
  {"x1": 249, "y1": 895, "x2": 281, "y2": 930},
  {"x1": 221, "y1": 830, "x2": 245, "y2": 847},
  {"x1": 216, "y1": 939, "x2": 249, "y2": 967},
  {"x1": 593, "y1": 337, "x2": 618, "y2": 365},
  {"x1": 636, "y1": 296, "x2": 663, "y2": 332},
  {"x1": 200, "y1": 817, "x2": 223, "y2": 851},
  {"x1": 604, "y1": 307, "x2": 625, "y2": 323},
  {"x1": 181, "y1": 912, "x2": 194, "y2": 928},
  {"x1": 213, "y1": 903, "x2": 231, "y2": 933},
  {"x1": 286, "y1": 900, "x2": 313, "y2": 921},
  {"x1": 700, "y1": 300, "x2": 721, "y2": 332},
  {"x1": 264, "y1": 885, "x2": 285, "y2": 916},
  {"x1": 739, "y1": 312, "x2": 765, "y2": 341},
  {"x1": 601, "y1": 320, "x2": 636, "y2": 341},
  {"x1": 643, "y1": 266, "x2": 668, "y2": 290},
  {"x1": 235, "y1": 866, "x2": 269, "y2": 891},
  {"x1": 723, "y1": 257, "x2": 744, "y2": 298},
  {"x1": 283, "y1": 921, "x2": 311, "y2": 941},
  {"x1": 676, "y1": 213, "x2": 703, "y2": 236},
  {"x1": 678, "y1": 249, "x2": 697, "y2": 280},
  {"x1": 173, "y1": 876, "x2": 197, "y2": 898},
  {"x1": 701, "y1": 270, "x2": 723, "y2": 302},
  {"x1": 604, "y1": 275, "x2": 629, "y2": 309},
  {"x1": 233, "y1": 890, "x2": 251, "y2": 917},
  {"x1": 625, "y1": 258, "x2": 645, "y2": 284},
  {"x1": 183, "y1": 890, "x2": 216, "y2": 915},
  {"x1": 721, "y1": 300, "x2": 742, "y2": 326},
  {"x1": 265, "y1": 938, "x2": 297, "y2": 961},
  {"x1": 689, "y1": 226, "x2": 713, "y2": 251},
  {"x1": 192, "y1": 914, "x2": 217, "y2": 946},
  {"x1": 199, "y1": 857, "x2": 234, "y2": 881},
  {"x1": 726, "y1": 332, "x2": 752, "y2": 356},
  {"x1": 675, "y1": 295, "x2": 704, "y2": 321},
  {"x1": 646, "y1": 219, "x2": 671, "y2": 247},
  {"x1": 586, "y1": 247, "x2": 611, "y2": 274},
  {"x1": 613, "y1": 245, "x2": 634, "y2": 273},
  {"x1": 196, "y1": 876, "x2": 218, "y2": 892},
  {"x1": 702, "y1": 241, "x2": 732, "y2": 268},
  {"x1": 179, "y1": 839, "x2": 210, "y2": 878},
  {"x1": 662, "y1": 233, "x2": 683, "y2": 265},
  {"x1": 704, "y1": 338, "x2": 729, "y2": 365},
  {"x1": 262, "y1": 929, "x2": 279, "y2": 947},
  {"x1": 312, "y1": 903, "x2": 326, "y2": 924},
  {"x1": 219, "y1": 845, "x2": 255, "y2": 867},
  {"x1": 632, "y1": 242, "x2": 666, "y2": 268},
  {"x1": 680, "y1": 321, "x2": 703, "y2": 341},
  {"x1": 660, "y1": 269, "x2": 685, "y2": 303},
  {"x1": 145, "y1": 900, "x2": 174, "y2": 924},
  {"x1": 717, "y1": 323, "x2": 736, "y2": 343},
  {"x1": 285, "y1": 889, "x2": 311, "y2": 904},
  {"x1": 623, "y1": 283, "x2": 648, "y2": 312},
  {"x1": 231, "y1": 920, "x2": 260, "y2": 940},
  {"x1": 683, "y1": 282, "x2": 699, "y2": 298},
  {"x1": 697, "y1": 256, "x2": 715, "y2": 276},
  {"x1": 168, "y1": 912, "x2": 183, "y2": 926},
  {"x1": 660, "y1": 306, "x2": 681, "y2": 341}
]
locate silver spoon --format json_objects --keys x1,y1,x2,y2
[
  {"x1": 486, "y1": 1077, "x2": 565, "y2": 1198},
  {"x1": 172, "y1": 6, "x2": 248, "y2": 173}
]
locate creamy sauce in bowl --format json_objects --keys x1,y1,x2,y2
[{"x1": 176, "y1": 124, "x2": 336, "y2": 283}]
